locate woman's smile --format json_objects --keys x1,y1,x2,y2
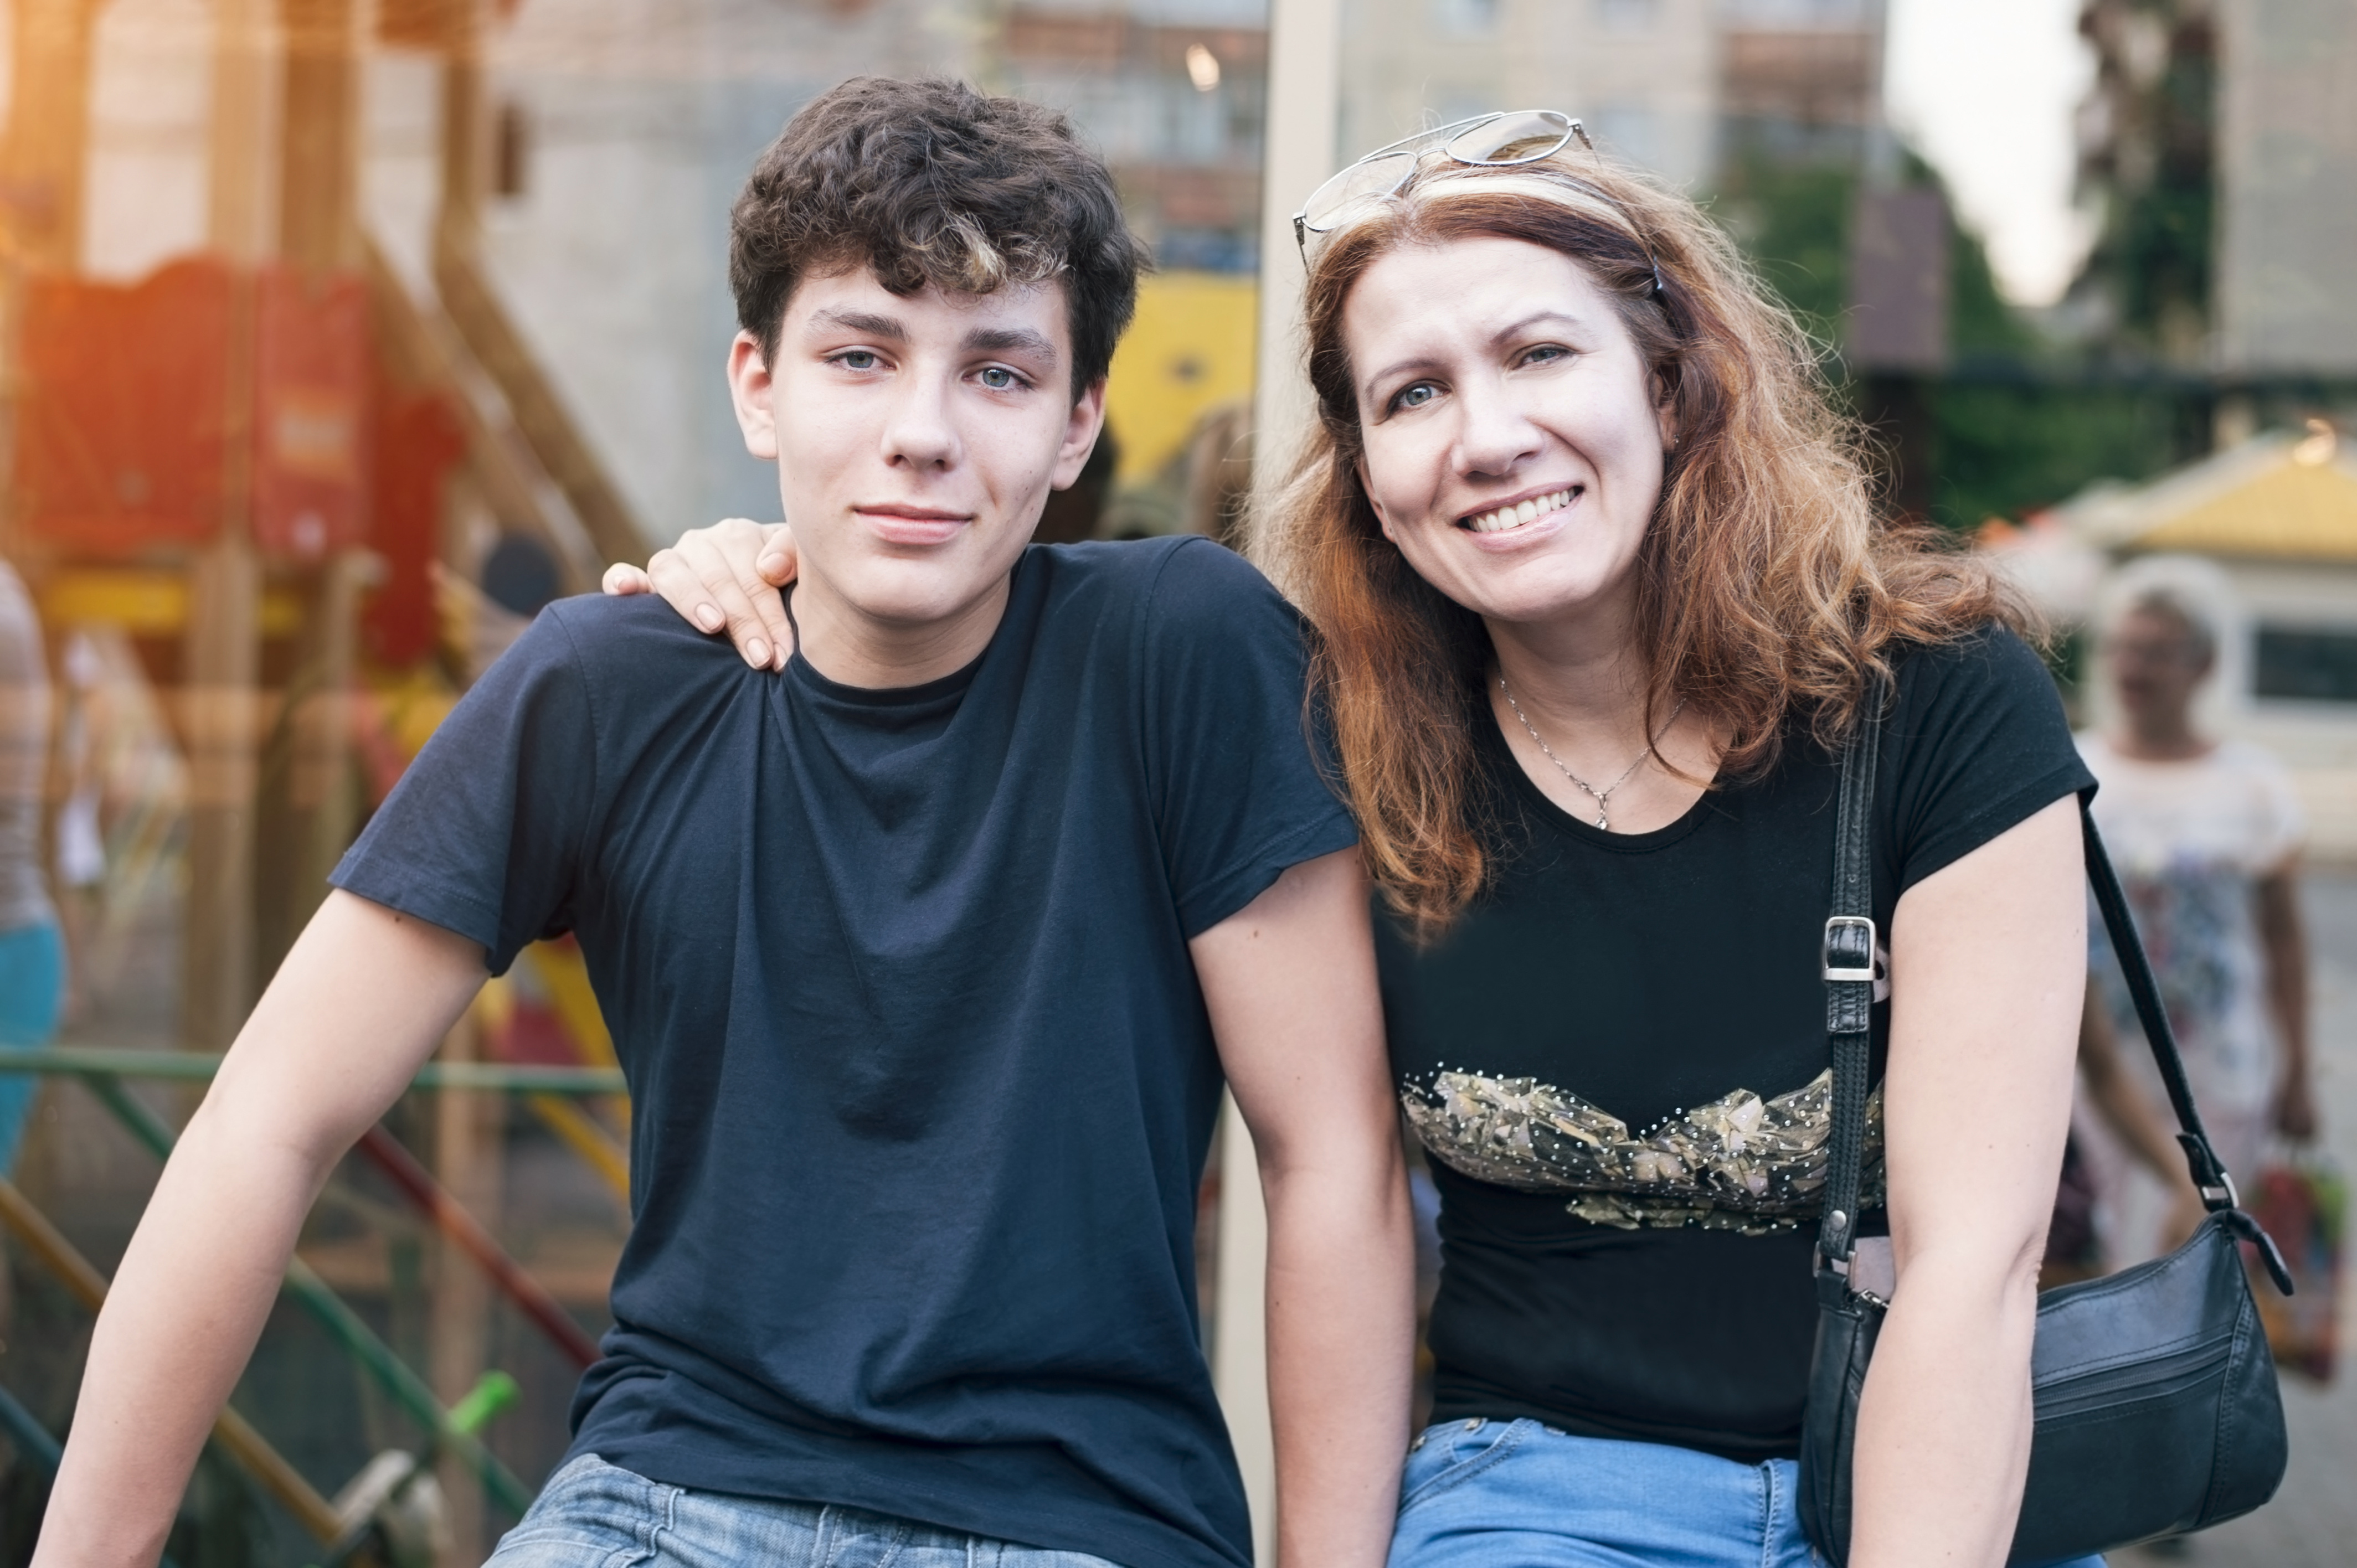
[{"x1": 1460, "y1": 485, "x2": 1582, "y2": 534}]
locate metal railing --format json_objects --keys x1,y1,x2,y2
[{"x1": 0, "y1": 1045, "x2": 630, "y2": 1546}]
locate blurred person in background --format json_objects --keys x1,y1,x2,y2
[
  {"x1": 2077, "y1": 558, "x2": 2316, "y2": 1266},
  {"x1": 0, "y1": 556, "x2": 64, "y2": 1181}
]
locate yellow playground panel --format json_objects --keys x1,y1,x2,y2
[{"x1": 1103, "y1": 271, "x2": 1260, "y2": 484}]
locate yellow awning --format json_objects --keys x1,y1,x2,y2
[{"x1": 2136, "y1": 455, "x2": 2357, "y2": 560}]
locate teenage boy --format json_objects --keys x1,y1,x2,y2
[{"x1": 36, "y1": 78, "x2": 1411, "y2": 1568}]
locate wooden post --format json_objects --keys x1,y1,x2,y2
[
  {"x1": 0, "y1": 0, "x2": 102, "y2": 274},
  {"x1": 1216, "y1": 6, "x2": 1345, "y2": 1555},
  {"x1": 176, "y1": 0, "x2": 278, "y2": 1055},
  {"x1": 294, "y1": 551, "x2": 364, "y2": 906},
  {"x1": 272, "y1": 0, "x2": 366, "y2": 966},
  {"x1": 179, "y1": 535, "x2": 261, "y2": 1053},
  {"x1": 210, "y1": 0, "x2": 279, "y2": 266},
  {"x1": 280, "y1": 0, "x2": 360, "y2": 272},
  {"x1": 1210, "y1": 1094, "x2": 1275, "y2": 1565},
  {"x1": 430, "y1": 1011, "x2": 502, "y2": 1567}
]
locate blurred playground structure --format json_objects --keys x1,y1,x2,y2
[{"x1": 0, "y1": 0, "x2": 2353, "y2": 1564}]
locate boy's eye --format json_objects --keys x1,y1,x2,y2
[
  {"x1": 979, "y1": 367, "x2": 1018, "y2": 390},
  {"x1": 838, "y1": 350, "x2": 878, "y2": 370}
]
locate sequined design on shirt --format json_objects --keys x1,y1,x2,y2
[{"x1": 1401, "y1": 1067, "x2": 1885, "y2": 1234}]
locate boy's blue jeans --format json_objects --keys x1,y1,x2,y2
[
  {"x1": 486, "y1": 1454, "x2": 1125, "y2": 1568},
  {"x1": 1387, "y1": 1418, "x2": 2107, "y2": 1568}
]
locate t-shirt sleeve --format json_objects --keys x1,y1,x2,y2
[
  {"x1": 2245, "y1": 746, "x2": 2307, "y2": 873},
  {"x1": 330, "y1": 608, "x2": 599, "y2": 974},
  {"x1": 1880, "y1": 624, "x2": 2097, "y2": 898},
  {"x1": 1139, "y1": 539, "x2": 1360, "y2": 937}
]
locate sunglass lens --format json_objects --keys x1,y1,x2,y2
[
  {"x1": 1301, "y1": 151, "x2": 1416, "y2": 233},
  {"x1": 1444, "y1": 110, "x2": 1574, "y2": 166}
]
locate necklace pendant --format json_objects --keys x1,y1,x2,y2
[{"x1": 1596, "y1": 810, "x2": 1609, "y2": 830}]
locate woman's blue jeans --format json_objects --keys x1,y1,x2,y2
[
  {"x1": 485, "y1": 1454, "x2": 1124, "y2": 1568},
  {"x1": 0, "y1": 919, "x2": 64, "y2": 1178},
  {"x1": 1387, "y1": 1418, "x2": 2106, "y2": 1568}
]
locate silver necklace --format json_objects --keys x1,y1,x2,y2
[{"x1": 1497, "y1": 678, "x2": 1686, "y2": 831}]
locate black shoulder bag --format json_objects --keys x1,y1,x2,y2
[{"x1": 1797, "y1": 699, "x2": 2295, "y2": 1564}]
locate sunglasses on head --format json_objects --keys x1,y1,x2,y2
[{"x1": 1292, "y1": 110, "x2": 1591, "y2": 256}]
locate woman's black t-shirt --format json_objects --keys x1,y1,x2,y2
[{"x1": 1376, "y1": 626, "x2": 2094, "y2": 1462}]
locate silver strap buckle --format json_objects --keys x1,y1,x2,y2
[{"x1": 1823, "y1": 915, "x2": 1878, "y2": 982}]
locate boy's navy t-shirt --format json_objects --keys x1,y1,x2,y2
[{"x1": 331, "y1": 538, "x2": 1356, "y2": 1568}]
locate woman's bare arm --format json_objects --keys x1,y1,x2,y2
[
  {"x1": 2253, "y1": 868, "x2": 2315, "y2": 1141},
  {"x1": 35, "y1": 893, "x2": 485, "y2": 1568},
  {"x1": 1850, "y1": 796, "x2": 2083, "y2": 1568},
  {"x1": 604, "y1": 519, "x2": 797, "y2": 668}
]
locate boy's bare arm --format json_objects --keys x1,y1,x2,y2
[
  {"x1": 35, "y1": 892, "x2": 486, "y2": 1568},
  {"x1": 1192, "y1": 848, "x2": 1413, "y2": 1568}
]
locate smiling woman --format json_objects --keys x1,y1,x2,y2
[
  {"x1": 1252, "y1": 141, "x2": 2105, "y2": 1568},
  {"x1": 1258, "y1": 158, "x2": 2028, "y2": 935}
]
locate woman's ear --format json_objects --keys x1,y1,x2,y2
[
  {"x1": 1355, "y1": 458, "x2": 1397, "y2": 541},
  {"x1": 1654, "y1": 373, "x2": 1681, "y2": 454}
]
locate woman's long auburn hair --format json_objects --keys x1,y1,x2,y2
[{"x1": 1250, "y1": 154, "x2": 2036, "y2": 941}]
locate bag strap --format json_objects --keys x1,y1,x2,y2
[
  {"x1": 1812, "y1": 685, "x2": 2292, "y2": 1292},
  {"x1": 1814, "y1": 688, "x2": 1880, "y2": 1277},
  {"x1": 2079, "y1": 813, "x2": 2232, "y2": 1204}
]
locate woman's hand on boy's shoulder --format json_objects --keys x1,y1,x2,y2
[{"x1": 604, "y1": 518, "x2": 797, "y2": 670}]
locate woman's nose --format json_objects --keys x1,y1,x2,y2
[{"x1": 1454, "y1": 380, "x2": 1542, "y2": 478}]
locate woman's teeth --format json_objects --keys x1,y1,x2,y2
[{"x1": 1463, "y1": 488, "x2": 1577, "y2": 533}]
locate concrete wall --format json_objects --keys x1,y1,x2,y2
[{"x1": 1338, "y1": 0, "x2": 1720, "y2": 192}]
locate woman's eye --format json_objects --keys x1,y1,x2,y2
[
  {"x1": 1394, "y1": 383, "x2": 1438, "y2": 411},
  {"x1": 979, "y1": 367, "x2": 1018, "y2": 390},
  {"x1": 1519, "y1": 344, "x2": 1568, "y2": 367}
]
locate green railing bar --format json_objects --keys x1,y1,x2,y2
[
  {"x1": 0, "y1": 1379, "x2": 62, "y2": 1472},
  {"x1": 76, "y1": 1074, "x2": 535, "y2": 1517},
  {"x1": 0, "y1": 1048, "x2": 624, "y2": 1096}
]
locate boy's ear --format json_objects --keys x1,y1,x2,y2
[
  {"x1": 729, "y1": 331, "x2": 779, "y2": 460},
  {"x1": 1049, "y1": 377, "x2": 1110, "y2": 492}
]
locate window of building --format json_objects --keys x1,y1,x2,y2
[{"x1": 2255, "y1": 625, "x2": 2357, "y2": 703}]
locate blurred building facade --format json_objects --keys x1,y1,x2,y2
[
  {"x1": 1717, "y1": 0, "x2": 1883, "y2": 168},
  {"x1": 2214, "y1": 0, "x2": 2357, "y2": 379}
]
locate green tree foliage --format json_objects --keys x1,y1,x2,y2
[{"x1": 1706, "y1": 152, "x2": 2187, "y2": 533}]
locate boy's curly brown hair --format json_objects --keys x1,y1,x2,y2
[{"x1": 730, "y1": 76, "x2": 1148, "y2": 394}]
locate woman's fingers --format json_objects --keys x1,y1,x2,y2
[
  {"x1": 756, "y1": 522, "x2": 800, "y2": 587},
  {"x1": 602, "y1": 562, "x2": 652, "y2": 595},
  {"x1": 646, "y1": 519, "x2": 794, "y2": 669}
]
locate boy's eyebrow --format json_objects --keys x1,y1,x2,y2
[
  {"x1": 806, "y1": 308, "x2": 908, "y2": 339},
  {"x1": 803, "y1": 311, "x2": 1057, "y2": 365},
  {"x1": 963, "y1": 325, "x2": 1058, "y2": 362}
]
